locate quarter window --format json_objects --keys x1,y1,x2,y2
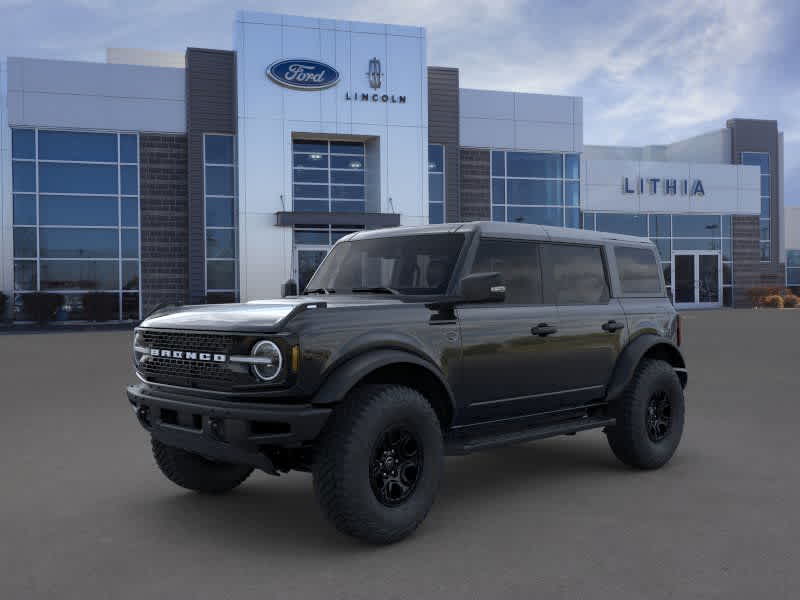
[
  {"x1": 541, "y1": 244, "x2": 609, "y2": 305},
  {"x1": 470, "y1": 239, "x2": 542, "y2": 305},
  {"x1": 615, "y1": 246, "x2": 663, "y2": 295}
]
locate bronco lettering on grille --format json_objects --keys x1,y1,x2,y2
[{"x1": 149, "y1": 348, "x2": 227, "y2": 362}]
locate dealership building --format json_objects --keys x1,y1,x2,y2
[{"x1": 0, "y1": 10, "x2": 793, "y2": 321}]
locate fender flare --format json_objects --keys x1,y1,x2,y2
[
  {"x1": 311, "y1": 349, "x2": 456, "y2": 417},
  {"x1": 605, "y1": 334, "x2": 687, "y2": 401}
]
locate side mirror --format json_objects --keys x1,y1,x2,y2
[{"x1": 459, "y1": 272, "x2": 506, "y2": 303}]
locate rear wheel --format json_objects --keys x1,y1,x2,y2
[
  {"x1": 151, "y1": 438, "x2": 253, "y2": 493},
  {"x1": 313, "y1": 384, "x2": 443, "y2": 544},
  {"x1": 605, "y1": 359, "x2": 685, "y2": 469}
]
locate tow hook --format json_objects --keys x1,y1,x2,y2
[{"x1": 135, "y1": 405, "x2": 151, "y2": 427}]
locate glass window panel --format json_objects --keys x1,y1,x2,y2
[
  {"x1": 294, "y1": 153, "x2": 329, "y2": 168},
  {"x1": 121, "y1": 197, "x2": 138, "y2": 227},
  {"x1": 428, "y1": 144, "x2": 444, "y2": 172},
  {"x1": 12, "y1": 129, "x2": 35, "y2": 159},
  {"x1": 294, "y1": 183, "x2": 329, "y2": 199},
  {"x1": 429, "y1": 173, "x2": 444, "y2": 204},
  {"x1": 507, "y1": 152, "x2": 563, "y2": 179},
  {"x1": 13, "y1": 194, "x2": 36, "y2": 225},
  {"x1": 429, "y1": 202, "x2": 444, "y2": 224},
  {"x1": 122, "y1": 229, "x2": 139, "y2": 258},
  {"x1": 760, "y1": 242, "x2": 770, "y2": 261},
  {"x1": 205, "y1": 135, "x2": 234, "y2": 164},
  {"x1": 565, "y1": 154, "x2": 580, "y2": 180},
  {"x1": 207, "y1": 260, "x2": 236, "y2": 290},
  {"x1": 673, "y1": 238, "x2": 721, "y2": 252},
  {"x1": 331, "y1": 185, "x2": 364, "y2": 200},
  {"x1": 565, "y1": 207, "x2": 580, "y2": 229},
  {"x1": 38, "y1": 130, "x2": 117, "y2": 162},
  {"x1": 122, "y1": 293, "x2": 140, "y2": 320},
  {"x1": 121, "y1": 165, "x2": 138, "y2": 195},
  {"x1": 12, "y1": 161, "x2": 35, "y2": 192},
  {"x1": 205, "y1": 197, "x2": 234, "y2": 227},
  {"x1": 492, "y1": 206, "x2": 506, "y2": 222},
  {"x1": 653, "y1": 238, "x2": 671, "y2": 261},
  {"x1": 722, "y1": 238, "x2": 732, "y2": 261},
  {"x1": 649, "y1": 214, "x2": 671, "y2": 237},
  {"x1": 471, "y1": 239, "x2": 542, "y2": 305},
  {"x1": 491, "y1": 151, "x2": 505, "y2": 177},
  {"x1": 13, "y1": 227, "x2": 37, "y2": 258},
  {"x1": 787, "y1": 251, "x2": 800, "y2": 268},
  {"x1": 583, "y1": 212, "x2": 595, "y2": 230},
  {"x1": 541, "y1": 243, "x2": 610, "y2": 305},
  {"x1": 787, "y1": 268, "x2": 800, "y2": 285},
  {"x1": 595, "y1": 213, "x2": 647, "y2": 237},
  {"x1": 507, "y1": 179, "x2": 562, "y2": 206},
  {"x1": 760, "y1": 175, "x2": 770, "y2": 197},
  {"x1": 293, "y1": 140, "x2": 328, "y2": 154},
  {"x1": 39, "y1": 163, "x2": 118, "y2": 194},
  {"x1": 294, "y1": 230, "x2": 330, "y2": 245},
  {"x1": 206, "y1": 291, "x2": 236, "y2": 304},
  {"x1": 672, "y1": 214, "x2": 721, "y2": 237},
  {"x1": 205, "y1": 165, "x2": 235, "y2": 195},
  {"x1": 40, "y1": 260, "x2": 119, "y2": 290},
  {"x1": 615, "y1": 247, "x2": 662, "y2": 295},
  {"x1": 14, "y1": 261, "x2": 37, "y2": 291},
  {"x1": 507, "y1": 206, "x2": 563, "y2": 226},
  {"x1": 723, "y1": 262, "x2": 732, "y2": 285},
  {"x1": 721, "y1": 215, "x2": 732, "y2": 237},
  {"x1": 332, "y1": 170, "x2": 365, "y2": 185},
  {"x1": 40, "y1": 228, "x2": 118, "y2": 258},
  {"x1": 330, "y1": 141, "x2": 364, "y2": 155},
  {"x1": 723, "y1": 287, "x2": 732, "y2": 307},
  {"x1": 492, "y1": 179, "x2": 505, "y2": 205},
  {"x1": 565, "y1": 181, "x2": 580, "y2": 206},
  {"x1": 40, "y1": 195, "x2": 118, "y2": 226},
  {"x1": 331, "y1": 230, "x2": 359, "y2": 242},
  {"x1": 294, "y1": 168, "x2": 329, "y2": 184},
  {"x1": 122, "y1": 261, "x2": 139, "y2": 290},
  {"x1": 331, "y1": 155, "x2": 362, "y2": 169},
  {"x1": 294, "y1": 199, "x2": 328, "y2": 212},
  {"x1": 741, "y1": 152, "x2": 769, "y2": 174},
  {"x1": 761, "y1": 197, "x2": 770, "y2": 218},
  {"x1": 759, "y1": 220, "x2": 770, "y2": 240},
  {"x1": 206, "y1": 229, "x2": 236, "y2": 258},
  {"x1": 120, "y1": 134, "x2": 138, "y2": 163},
  {"x1": 331, "y1": 200, "x2": 365, "y2": 213}
]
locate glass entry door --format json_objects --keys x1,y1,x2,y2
[
  {"x1": 296, "y1": 248, "x2": 328, "y2": 292},
  {"x1": 672, "y1": 251, "x2": 721, "y2": 308}
]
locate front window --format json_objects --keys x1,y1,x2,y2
[{"x1": 306, "y1": 233, "x2": 466, "y2": 296}]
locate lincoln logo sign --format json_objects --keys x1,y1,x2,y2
[
  {"x1": 623, "y1": 177, "x2": 705, "y2": 196},
  {"x1": 267, "y1": 59, "x2": 340, "y2": 90},
  {"x1": 150, "y1": 348, "x2": 227, "y2": 362}
]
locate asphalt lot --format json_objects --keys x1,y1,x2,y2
[{"x1": 1, "y1": 309, "x2": 798, "y2": 599}]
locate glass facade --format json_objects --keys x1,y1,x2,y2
[
  {"x1": 742, "y1": 152, "x2": 770, "y2": 261},
  {"x1": 491, "y1": 150, "x2": 580, "y2": 228},
  {"x1": 428, "y1": 144, "x2": 444, "y2": 224},
  {"x1": 583, "y1": 212, "x2": 733, "y2": 306},
  {"x1": 11, "y1": 128, "x2": 140, "y2": 320},
  {"x1": 292, "y1": 140, "x2": 365, "y2": 213},
  {"x1": 204, "y1": 134, "x2": 238, "y2": 301},
  {"x1": 787, "y1": 250, "x2": 800, "y2": 287}
]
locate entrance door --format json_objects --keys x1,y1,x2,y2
[
  {"x1": 296, "y1": 247, "x2": 329, "y2": 292},
  {"x1": 671, "y1": 251, "x2": 721, "y2": 308}
]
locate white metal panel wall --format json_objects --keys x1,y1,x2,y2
[
  {"x1": 582, "y1": 157, "x2": 761, "y2": 215},
  {"x1": 6, "y1": 58, "x2": 185, "y2": 133},
  {"x1": 235, "y1": 11, "x2": 429, "y2": 300},
  {"x1": 459, "y1": 88, "x2": 582, "y2": 152}
]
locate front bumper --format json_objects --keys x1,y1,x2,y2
[{"x1": 126, "y1": 383, "x2": 331, "y2": 473}]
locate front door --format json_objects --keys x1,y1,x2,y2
[
  {"x1": 672, "y1": 251, "x2": 721, "y2": 308},
  {"x1": 296, "y1": 247, "x2": 329, "y2": 292}
]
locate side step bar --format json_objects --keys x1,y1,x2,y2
[{"x1": 445, "y1": 416, "x2": 616, "y2": 456}]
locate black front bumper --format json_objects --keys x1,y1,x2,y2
[{"x1": 126, "y1": 383, "x2": 331, "y2": 473}]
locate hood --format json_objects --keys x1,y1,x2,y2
[{"x1": 139, "y1": 295, "x2": 406, "y2": 333}]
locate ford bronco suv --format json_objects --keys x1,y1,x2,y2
[{"x1": 127, "y1": 222, "x2": 686, "y2": 544}]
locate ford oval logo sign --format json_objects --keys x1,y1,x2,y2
[{"x1": 267, "y1": 59, "x2": 340, "y2": 90}]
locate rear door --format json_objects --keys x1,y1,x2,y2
[
  {"x1": 456, "y1": 237, "x2": 563, "y2": 424},
  {"x1": 540, "y1": 243, "x2": 628, "y2": 409}
]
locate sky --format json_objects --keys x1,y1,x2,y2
[{"x1": 1, "y1": 0, "x2": 798, "y2": 204}]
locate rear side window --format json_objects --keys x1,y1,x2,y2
[
  {"x1": 541, "y1": 243, "x2": 609, "y2": 305},
  {"x1": 615, "y1": 246, "x2": 663, "y2": 295},
  {"x1": 470, "y1": 238, "x2": 542, "y2": 304}
]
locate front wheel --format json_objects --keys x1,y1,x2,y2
[
  {"x1": 313, "y1": 384, "x2": 443, "y2": 544},
  {"x1": 605, "y1": 359, "x2": 685, "y2": 469}
]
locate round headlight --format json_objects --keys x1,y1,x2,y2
[
  {"x1": 133, "y1": 331, "x2": 147, "y2": 365},
  {"x1": 251, "y1": 340, "x2": 283, "y2": 382}
]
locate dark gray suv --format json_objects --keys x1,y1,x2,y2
[{"x1": 127, "y1": 221, "x2": 686, "y2": 544}]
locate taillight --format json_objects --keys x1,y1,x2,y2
[{"x1": 676, "y1": 314, "x2": 682, "y2": 346}]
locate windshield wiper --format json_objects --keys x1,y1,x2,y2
[
  {"x1": 351, "y1": 286, "x2": 400, "y2": 295},
  {"x1": 304, "y1": 287, "x2": 336, "y2": 295}
]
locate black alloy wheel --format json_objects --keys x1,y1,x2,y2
[
  {"x1": 369, "y1": 425, "x2": 423, "y2": 506},
  {"x1": 646, "y1": 390, "x2": 672, "y2": 442}
]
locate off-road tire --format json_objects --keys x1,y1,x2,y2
[
  {"x1": 605, "y1": 359, "x2": 685, "y2": 469},
  {"x1": 151, "y1": 438, "x2": 253, "y2": 493},
  {"x1": 313, "y1": 384, "x2": 443, "y2": 544}
]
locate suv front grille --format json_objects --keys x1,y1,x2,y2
[{"x1": 138, "y1": 330, "x2": 236, "y2": 385}]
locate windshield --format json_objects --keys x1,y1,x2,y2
[{"x1": 305, "y1": 233, "x2": 466, "y2": 295}]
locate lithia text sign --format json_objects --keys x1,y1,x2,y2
[{"x1": 623, "y1": 177, "x2": 705, "y2": 196}]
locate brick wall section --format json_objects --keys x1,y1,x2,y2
[
  {"x1": 459, "y1": 149, "x2": 490, "y2": 221},
  {"x1": 428, "y1": 67, "x2": 460, "y2": 222},
  {"x1": 732, "y1": 215, "x2": 761, "y2": 307},
  {"x1": 139, "y1": 133, "x2": 189, "y2": 315}
]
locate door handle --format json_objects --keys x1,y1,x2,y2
[
  {"x1": 602, "y1": 320, "x2": 625, "y2": 333},
  {"x1": 531, "y1": 323, "x2": 558, "y2": 337}
]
